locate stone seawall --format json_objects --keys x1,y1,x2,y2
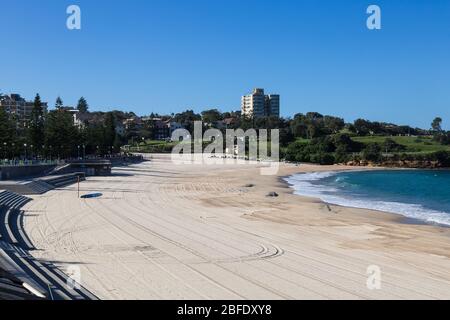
[{"x1": 0, "y1": 165, "x2": 56, "y2": 181}]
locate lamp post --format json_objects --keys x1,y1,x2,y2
[
  {"x1": 77, "y1": 145, "x2": 80, "y2": 159},
  {"x1": 82, "y1": 144, "x2": 86, "y2": 160},
  {"x1": 24, "y1": 143, "x2": 27, "y2": 161},
  {"x1": 3, "y1": 142, "x2": 6, "y2": 160}
]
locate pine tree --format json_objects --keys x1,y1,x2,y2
[
  {"x1": 55, "y1": 96, "x2": 63, "y2": 110},
  {"x1": 77, "y1": 97, "x2": 88, "y2": 113},
  {"x1": 0, "y1": 107, "x2": 15, "y2": 159},
  {"x1": 45, "y1": 109, "x2": 79, "y2": 159},
  {"x1": 103, "y1": 112, "x2": 117, "y2": 155},
  {"x1": 29, "y1": 94, "x2": 45, "y2": 156}
]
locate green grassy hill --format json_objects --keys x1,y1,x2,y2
[{"x1": 351, "y1": 135, "x2": 450, "y2": 154}]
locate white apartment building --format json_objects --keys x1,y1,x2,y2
[{"x1": 241, "y1": 88, "x2": 280, "y2": 118}]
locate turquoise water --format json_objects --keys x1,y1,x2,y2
[{"x1": 284, "y1": 170, "x2": 450, "y2": 226}]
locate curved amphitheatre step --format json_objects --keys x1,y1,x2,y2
[
  {"x1": 5, "y1": 245, "x2": 96, "y2": 300},
  {"x1": 0, "y1": 208, "x2": 34, "y2": 250},
  {"x1": 0, "y1": 192, "x2": 30, "y2": 209},
  {"x1": 0, "y1": 244, "x2": 46, "y2": 300},
  {"x1": 0, "y1": 189, "x2": 97, "y2": 300}
]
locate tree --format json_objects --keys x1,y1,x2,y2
[
  {"x1": 431, "y1": 117, "x2": 442, "y2": 133},
  {"x1": 335, "y1": 145, "x2": 350, "y2": 164},
  {"x1": 382, "y1": 138, "x2": 406, "y2": 153},
  {"x1": 55, "y1": 96, "x2": 64, "y2": 110},
  {"x1": 103, "y1": 112, "x2": 116, "y2": 153},
  {"x1": 0, "y1": 107, "x2": 16, "y2": 158},
  {"x1": 431, "y1": 151, "x2": 450, "y2": 167},
  {"x1": 332, "y1": 133, "x2": 363, "y2": 153},
  {"x1": 362, "y1": 143, "x2": 382, "y2": 162},
  {"x1": 353, "y1": 119, "x2": 372, "y2": 136},
  {"x1": 77, "y1": 97, "x2": 89, "y2": 113},
  {"x1": 28, "y1": 94, "x2": 45, "y2": 156},
  {"x1": 279, "y1": 127, "x2": 294, "y2": 147},
  {"x1": 45, "y1": 109, "x2": 79, "y2": 159},
  {"x1": 84, "y1": 124, "x2": 104, "y2": 156},
  {"x1": 201, "y1": 109, "x2": 222, "y2": 124},
  {"x1": 305, "y1": 112, "x2": 324, "y2": 121},
  {"x1": 306, "y1": 124, "x2": 317, "y2": 139},
  {"x1": 173, "y1": 110, "x2": 201, "y2": 134},
  {"x1": 290, "y1": 114, "x2": 308, "y2": 138},
  {"x1": 289, "y1": 112, "x2": 330, "y2": 139},
  {"x1": 323, "y1": 116, "x2": 345, "y2": 134},
  {"x1": 310, "y1": 152, "x2": 335, "y2": 165}
]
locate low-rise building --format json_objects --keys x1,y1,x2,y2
[
  {"x1": 154, "y1": 118, "x2": 184, "y2": 140},
  {"x1": 0, "y1": 93, "x2": 48, "y2": 127},
  {"x1": 123, "y1": 116, "x2": 143, "y2": 130}
]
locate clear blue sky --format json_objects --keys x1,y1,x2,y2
[{"x1": 1, "y1": 0, "x2": 449, "y2": 129}]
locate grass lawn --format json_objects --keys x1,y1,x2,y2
[
  {"x1": 295, "y1": 137, "x2": 311, "y2": 144},
  {"x1": 130, "y1": 139, "x2": 207, "y2": 153},
  {"x1": 351, "y1": 135, "x2": 450, "y2": 154},
  {"x1": 128, "y1": 139, "x2": 177, "y2": 153}
]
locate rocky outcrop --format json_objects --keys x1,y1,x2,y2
[{"x1": 346, "y1": 159, "x2": 443, "y2": 169}]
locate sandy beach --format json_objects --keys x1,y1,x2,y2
[{"x1": 22, "y1": 154, "x2": 450, "y2": 300}]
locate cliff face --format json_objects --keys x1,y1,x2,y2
[{"x1": 346, "y1": 160, "x2": 443, "y2": 169}]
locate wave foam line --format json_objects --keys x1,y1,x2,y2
[{"x1": 284, "y1": 172, "x2": 450, "y2": 226}]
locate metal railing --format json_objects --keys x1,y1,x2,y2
[{"x1": 0, "y1": 159, "x2": 62, "y2": 167}]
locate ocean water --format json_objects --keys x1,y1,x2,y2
[{"x1": 284, "y1": 170, "x2": 450, "y2": 226}]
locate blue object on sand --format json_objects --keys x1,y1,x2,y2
[{"x1": 80, "y1": 193, "x2": 103, "y2": 199}]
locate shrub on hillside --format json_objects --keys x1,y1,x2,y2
[
  {"x1": 382, "y1": 138, "x2": 406, "y2": 152},
  {"x1": 430, "y1": 151, "x2": 450, "y2": 166},
  {"x1": 362, "y1": 143, "x2": 382, "y2": 162},
  {"x1": 310, "y1": 152, "x2": 335, "y2": 165},
  {"x1": 334, "y1": 145, "x2": 351, "y2": 163}
]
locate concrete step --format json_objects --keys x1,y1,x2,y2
[
  {"x1": 27, "y1": 181, "x2": 54, "y2": 194},
  {"x1": 1, "y1": 243, "x2": 47, "y2": 299},
  {"x1": 0, "y1": 191, "x2": 30, "y2": 210},
  {"x1": 45, "y1": 174, "x2": 85, "y2": 188},
  {"x1": 4, "y1": 245, "x2": 96, "y2": 300},
  {"x1": 1, "y1": 193, "x2": 19, "y2": 207},
  {"x1": 0, "y1": 208, "x2": 33, "y2": 250},
  {"x1": 0, "y1": 192, "x2": 15, "y2": 204}
]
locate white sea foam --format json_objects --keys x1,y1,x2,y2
[{"x1": 284, "y1": 172, "x2": 450, "y2": 226}]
